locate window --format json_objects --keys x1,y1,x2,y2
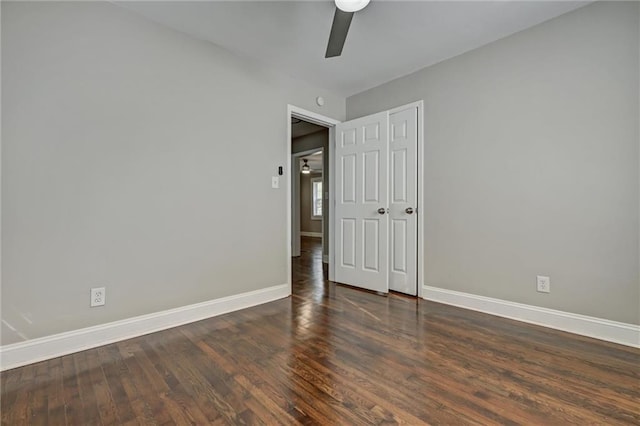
[{"x1": 312, "y1": 178, "x2": 322, "y2": 219}]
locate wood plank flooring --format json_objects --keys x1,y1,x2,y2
[{"x1": 2, "y1": 237, "x2": 639, "y2": 424}]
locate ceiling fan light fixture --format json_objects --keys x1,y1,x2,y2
[
  {"x1": 335, "y1": 0, "x2": 370, "y2": 13},
  {"x1": 301, "y1": 159, "x2": 311, "y2": 174}
]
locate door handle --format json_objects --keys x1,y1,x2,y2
[
  {"x1": 405, "y1": 207, "x2": 414, "y2": 215},
  {"x1": 377, "y1": 207, "x2": 387, "y2": 215}
]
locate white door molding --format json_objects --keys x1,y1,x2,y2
[{"x1": 287, "y1": 105, "x2": 340, "y2": 294}]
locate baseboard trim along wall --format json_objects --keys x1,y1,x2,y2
[
  {"x1": 0, "y1": 284, "x2": 290, "y2": 371},
  {"x1": 300, "y1": 231, "x2": 322, "y2": 238},
  {"x1": 423, "y1": 286, "x2": 640, "y2": 348}
]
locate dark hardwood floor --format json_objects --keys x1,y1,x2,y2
[{"x1": 2, "y1": 236, "x2": 639, "y2": 424}]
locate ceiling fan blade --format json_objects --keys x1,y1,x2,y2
[{"x1": 325, "y1": 8, "x2": 354, "y2": 58}]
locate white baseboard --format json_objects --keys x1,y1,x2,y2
[
  {"x1": 323, "y1": 255, "x2": 329, "y2": 264},
  {"x1": 0, "y1": 284, "x2": 289, "y2": 371},
  {"x1": 423, "y1": 286, "x2": 640, "y2": 348},
  {"x1": 300, "y1": 231, "x2": 322, "y2": 238}
]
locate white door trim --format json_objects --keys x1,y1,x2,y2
[{"x1": 287, "y1": 105, "x2": 340, "y2": 294}]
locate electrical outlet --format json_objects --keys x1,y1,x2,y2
[
  {"x1": 91, "y1": 287, "x2": 106, "y2": 307},
  {"x1": 536, "y1": 276, "x2": 550, "y2": 293}
]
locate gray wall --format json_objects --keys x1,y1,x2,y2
[
  {"x1": 300, "y1": 172, "x2": 322, "y2": 234},
  {"x1": 292, "y1": 129, "x2": 329, "y2": 256},
  {"x1": 1, "y1": 2, "x2": 345, "y2": 345},
  {"x1": 347, "y1": 2, "x2": 639, "y2": 324}
]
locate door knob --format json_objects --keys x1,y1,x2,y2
[
  {"x1": 405, "y1": 207, "x2": 414, "y2": 215},
  {"x1": 377, "y1": 207, "x2": 387, "y2": 215}
]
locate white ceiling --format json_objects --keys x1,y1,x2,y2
[{"x1": 118, "y1": 1, "x2": 590, "y2": 97}]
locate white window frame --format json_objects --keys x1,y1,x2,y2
[{"x1": 311, "y1": 177, "x2": 322, "y2": 220}]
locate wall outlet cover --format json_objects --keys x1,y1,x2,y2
[
  {"x1": 91, "y1": 287, "x2": 106, "y2": 307},
  {"x1": 536, "y1": 276, "x2": 550, "y2": 293}
]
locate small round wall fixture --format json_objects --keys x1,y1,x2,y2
[
  {"x1": 316, "y1": 96, "x2": 325, "y2": 106},
  {"x1": 335, "y1": 0, "x2": 370, "y2": 13}
]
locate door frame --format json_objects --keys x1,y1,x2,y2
[
  {"x1": 287, "y1": 105, "x2": 340, "y2": 294},
  {"x1": 286, "y1": 101, "x2": 424, "y2": 298}
]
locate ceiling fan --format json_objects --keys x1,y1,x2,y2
[{"x1": 325, "y1": 0, "x2": 371, "y2": 58}]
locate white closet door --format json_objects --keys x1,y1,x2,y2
[
  {"x1": 334, "y1": 111, "x2": 389, "y2": 293},
  {"x1": 388, "y1": 107, "x2": 418, "y2": 295}
]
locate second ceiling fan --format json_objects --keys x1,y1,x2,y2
[{"x1": 325, "y1": 0, "x2": 371, "y2": 58}]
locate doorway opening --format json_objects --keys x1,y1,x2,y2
[
  {"x1": 291, "y1": 123, "x2": 326, "y2": 259},
  {"x1": 293, "y1": 148, "x2": 324, "y2": 251},
  {"x1": 286, "y1": 106, "x2": 340, "y2": 293},
  {"x1": 286, "y1": 102, "x2": 424, "y2": 298}
]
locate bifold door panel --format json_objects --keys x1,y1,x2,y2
[
  {"x1": 335, "y1": 111, "x2": 389, "y2": 293},
  {"x1": 389, "y1": 108, "x2": 418, "y2": 295},
  {"x1": 334, "y1": 107, "x2": 417, "y2": 295}
]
